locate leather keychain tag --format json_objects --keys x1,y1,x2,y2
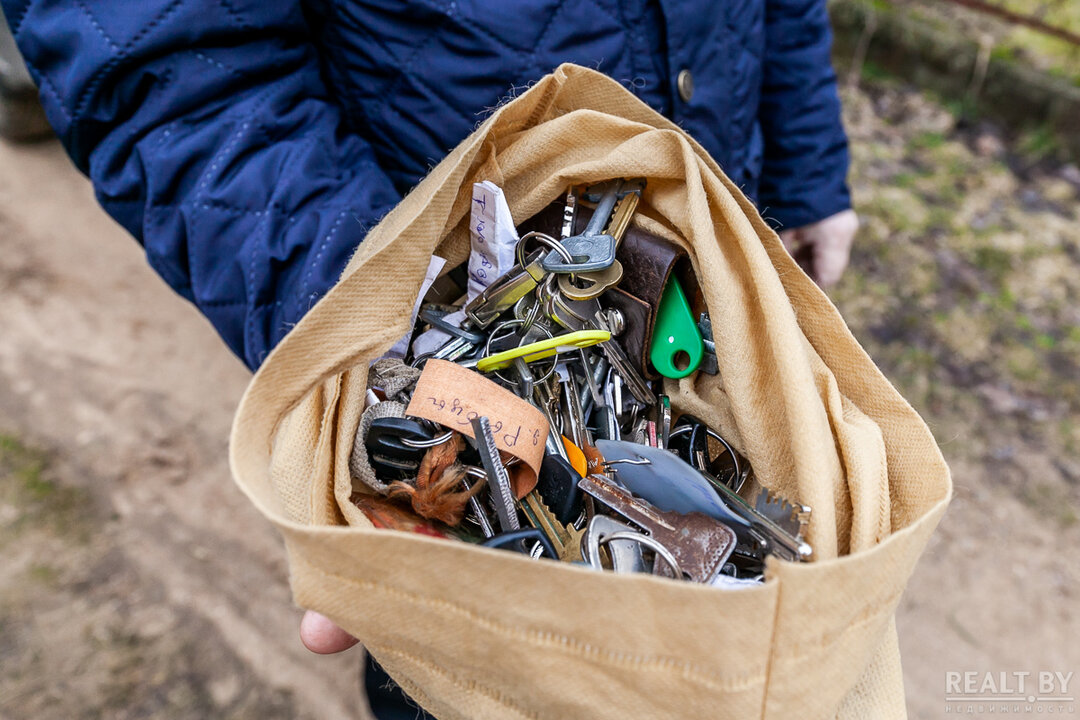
[{"x1": 405, "y1": 359, "x2": 549, "y2": 496}]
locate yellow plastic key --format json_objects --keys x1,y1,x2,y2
[{"x1": 475, "y1": 330, "x2": 610, "y2": 372}]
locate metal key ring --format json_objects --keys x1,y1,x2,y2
[
  {"x1": 598, "y1": 531, "x2": 684, "y2": 580},
  {"x1": 410, "y1": 351, "x2": 434, "y2": 369},
  {"x1": 512, "y1": 294, "x2": 543, "y2": 336},
  {"x1": 400, "y1": 429, "x2": 455, "y2": 449},
  {"x1": 668, "y1": 425, "x2": 741, "y2": 480},
  {"x1": 482, "y1": 318, "x2": 557, "y2": 388},
  {"x1": 515, "y1": 231, "x2": 575, "y2": 268},
  {"x1": 464, "y1": 466, "x2": 489, "y2": 483}
]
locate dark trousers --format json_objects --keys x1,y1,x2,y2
[{"x1": 365, "y1": 655, "x2": 437, "y2": 720}]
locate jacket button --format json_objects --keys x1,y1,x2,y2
[{"x1": 677, "y1": 69, "x2": 694, "y2": 102}]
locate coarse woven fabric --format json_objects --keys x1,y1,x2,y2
[{"x1": 230, "y1": 64, "x2": 951, "y2": 720}]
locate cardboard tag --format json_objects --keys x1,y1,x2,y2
[{"x1": 406, "y1": 360, "x2": 548, "y2": 496}]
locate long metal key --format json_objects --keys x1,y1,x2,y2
[
  {"x1": 578, "y1": 473, "x2": 738, "y2": 584},
  {"x1": 540, "y1": 179, "x2": 640, "y2": 274},
  {"x1": 557, "y1": 180, "x2": 645, "y2": 300},
  {"x1": 471, "y1": 416, "x2": 520, "y2": 532}
]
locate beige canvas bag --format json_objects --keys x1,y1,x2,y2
[{"x1": 229, "y1": 64, "x2": 951, "y2": 720}]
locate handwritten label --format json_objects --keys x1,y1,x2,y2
[
  {"x1": 410, "y1": 181, "x2": 518, "y2": 359},
  {"x1": 466, "y1": 181, "x2": 518, "y2": 298},
  {"x1": 405, "y1": 360, "x2": 548, "y2": 497}
]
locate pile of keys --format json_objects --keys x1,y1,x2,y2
[{"x1": 353, "y1": 178, "x2": 812, "y2": 587}]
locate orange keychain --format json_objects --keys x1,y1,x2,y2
[{"x1": 561, "y1": 435, "x2": 588, "y2": 477}]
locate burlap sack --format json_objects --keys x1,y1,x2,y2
[{"x1": 230, "y1": 64, "x2": 951, "y2": 719}]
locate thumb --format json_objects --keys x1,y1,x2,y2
[{"x1": 300, "y1": 611, "x2": 360, "y2": 654}]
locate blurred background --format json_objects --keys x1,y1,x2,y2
[{"x1": 1, "y1": 1, "x2": 1078, "y2": 718}]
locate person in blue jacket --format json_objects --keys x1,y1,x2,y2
[{"x1": 1, "y1": 0, "x2": 858, "y2": 716}]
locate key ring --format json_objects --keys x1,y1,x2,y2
[
  {"x1": 668, "y1": 425, "x2": 741, "y2": 481},
  {"x1": 515, "y1": 231, "x2": 575, "y2": 268},
  {"x1": 400, "y1": 429, "x2": 455, "y2": 449},
  {"x1": 513, "y1": 293, "x2": 544, "y2": 336},
  {"x1": 483, "y1": 318, "x2": 557, "y2": 388},
  {"x1": 598, "y1": 532, "x2": 684, "y2": 580}
]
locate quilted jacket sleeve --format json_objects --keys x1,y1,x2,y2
[
  {"x1": 757, "y1": 0, "x2": 851, "y2": 230},
  {"x1": 1, "y1": 0, "x2": 400, "y2": 369}
]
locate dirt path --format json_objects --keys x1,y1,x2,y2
[
  {"x1": 0, "y1": 80, "x2": 1078, "y2": 719},
  {"x1": 0, "y1": 141, "x2": 372, "y2": 719}
]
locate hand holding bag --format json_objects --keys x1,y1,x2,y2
[{"x1": 229, "y1": 64, "x2": 951, "y2": 720}]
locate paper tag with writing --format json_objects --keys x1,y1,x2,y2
[
  {"x1": 466, "y1": 180, "x2": 519, "y2": 296},
  {"x1": 411, "y1": 181, "x2": 519, "y2": 359},
  {"x1": 405, "y1": 360, "x2": 547, "y2": 497}
]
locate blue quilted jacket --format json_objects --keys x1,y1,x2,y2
[{"x1": 3, "y1": 0, "x2": 850, "y2": 370}]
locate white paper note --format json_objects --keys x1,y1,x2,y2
[{"x1": 411, "y1": 181, "x2": 519, "y2": 358}]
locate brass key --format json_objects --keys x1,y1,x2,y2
[
  {"x1": 578, "y1": 473, "x2": 737, "y2": 584},
  {"x1": 519, "y1": 490, "x2": 584, "y2": 562}
]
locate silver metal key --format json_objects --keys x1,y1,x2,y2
[
  {"x1": 471, "y1": 416, "x2": 520, "y2": 532},
  {"x1": 556, "y1": 180, "x2": 644, "y2": 299}
]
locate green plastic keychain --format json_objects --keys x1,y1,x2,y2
[{"x1": 649, "y1": 276, "x2": 704, "y2": 379}]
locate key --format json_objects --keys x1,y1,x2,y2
[
  {"x1": 431, "y1": 334, "x2": 479, "y2": 362},
  {"x1": 578, "y1": 473, "x2": 738, "y2": 584},
  {"x1": 556, "y1": 180, "x2": 644, "y2": 299},
  {"x1": 533, "y1": 377, "x2": 569, "y2": 462},
  {"x1": 519, "y1": 489, "x2": 584, "y2": 562},
  {"x1": 462, "y1": 466, "x2": 495, "y2": 539},
  {"x1": 539, "y1": 280, "x2": 600, "y2": 333},
  {"x1": 471, "y1": 416, "x2": 520, "y2": 532},
  {"x1": 705, "y1": 480, "x2": 811, "y2": 563},
  {"x1": 558, "y1": 371, "x2": 592, "y2": 451},
  {"x1": 578, "y1": 353, "x2": 609, "y2": 419},
  {"x1": 541, "y1": 179, "x2": 644, "y2": 274},
  {"x1": 754, "y1": 488, "x2": 811, "y2": 541},
  {"x1": 697, "y1": 313, "x2": 719, "y2": 376},
  {"x1": 420, "y1": 306, "x2": 487, "y2": 345},
  {"x1": 512, "y1": 356, "x2": 535, "y2": 399},
  {"x1": 658, "y1": 395, "x2": 672, "y2": 450},
  {"x1": 592, "y1": 309, "x2": 654, "y2": 406},
  {"x1": 560, "y1": 186, "x2": 579, "y2": 240},
  {"x1": 592, "y1": 369, "x2": 620, "y2": 442},
  {"x1": 558, "y1": 261, "x2": 622, "y2": 301},
  {"x1": 540, "y1": 180, "x2": 621, "y2": 273}
]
